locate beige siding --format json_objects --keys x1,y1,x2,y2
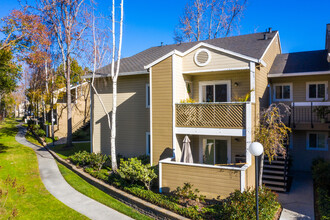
[
  {"x1": 183, "y1": 46, "x2": 249, "y2": 73},
  {"x1": 162, "y1": 163, "x2": 241, "y2": 199},
  {"x1": 271, "y1": 74, "x2": 330, "y2": 103},
  {"x1": 255, "y1": 35, "x2": 281, "y2": 124},
  {"x1": 152, "y1": 56, "x2": 173, "y2": 165},
  {"x1": 92, "y1": 74, "x2": 150, "y2": 157},
  {"x1": 290, "y1": 130, "x2": 330, "y2": 171},
  {"x1": 54, "y1": 83, "x2": 90, "y2": 138},
  {"x1": 191, "y1": 70, "x2": 250, "y2": 102},
  {"x1": 245, "y1": 156, "x2": 255, "y2": 189}
]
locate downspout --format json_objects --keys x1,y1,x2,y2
[{"x1": 268, "y1": 84, "x2": 272, "y2": 105}]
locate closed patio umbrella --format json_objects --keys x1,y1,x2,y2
[{"x1": 180, "y1": 135, "x2": 193, "y2": 163}]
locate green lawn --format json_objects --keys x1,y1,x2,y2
[
  {"x1": 57, "y1": 163, "x2": 152, "y2": 220},
  {"x1": 0, "y1": 119, "x2": 88, "y2": 219}
]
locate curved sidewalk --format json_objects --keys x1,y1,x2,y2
[{"x1": 15, "y1": 125, "x2": 132, "y2": 220}]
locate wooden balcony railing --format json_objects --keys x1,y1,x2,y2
[{"x1": 175, "y1": 102, "x2": 246, "y2": 129}]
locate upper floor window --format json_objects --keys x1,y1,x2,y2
[
  {"x1": 306, "y1": 132, "x2": 328, "y2": 151},
  {"x1": 199, "y1": 81, "x2": 231, "y2": 103},
  {"x1": 146, "y1": 84, "x2": 150, "y2": 108},
  {"x1": 306, "y1": 82, "x2": 328, "y2": 101},
  {"x1": 273, "y1": 83, "x2": 292, "y2": 101}
]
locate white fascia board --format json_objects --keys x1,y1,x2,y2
[
  {"x1": 144, "y1": 42, "x2": 264, "y2": 69},
  {"x1": 291, "y1": 102, "x2": 330, "y2": 107},
  {"x1": 175, "y1": 127, "x2": 246, "y2": 136},
  {"x1": 268, "y1": 71, "x2": 330, "y2": 78},
  {"x1": 83, "y1": 70, "x2": 148, "y2": 79},
  {"x1": 182, "y1": 66, "x2": 249, "y2": 74},
  {"x1": 260, "y1": 32, "x2": 280, "y2": 62},
  {"x1": 144, "y1": 50, "x2": 182, "y2": 69},
  {"x1": 159, "y1": 157, "x2": 250, "y2": 171}
]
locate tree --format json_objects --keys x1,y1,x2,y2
[
  {"x1": 174, "y1": 0, "x2": 247, "y2": 42},
  {"x1": 90, "y1": 0, "x2": 124, "y2": 171},
  {"x1": 37, "y1": 0, "x2": 88, "y2": 147},
  {"x1": 255, "y1": 103, "x2": 291, "y2": 186},
  {"x1": 0, "y1": 48, "x2": 21, "y2": 116}
]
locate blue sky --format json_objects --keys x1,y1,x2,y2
[{"x1": 1, "y1": 0, "x2": 330, "y2": 58}]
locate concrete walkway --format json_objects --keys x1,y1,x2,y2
[
  {"x1": 278, "y1": 172, "x2": 314, "y2": 220},
  {"x1": 15, "y1": 125, "x2": 132, "y2": 220}
]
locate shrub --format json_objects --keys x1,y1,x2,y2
[
  {"x1": 312, "y1": 159, "x2": 330, "y2": 219},
  {"x1": 117, "y1": 158, "x2": 157, "y2": 190},
  {"x1": 221, "y1": 187, "x2": 280, "y2": 220},
  {"x1": 84, "y1": 167, "x2": 109, "y2": 181},
  {"x1": 173, "y1": 183, "x2": 205, "y2": 203},
  {"x1": 69, "y1": 151, "x2": 109, "y2": 171},
  {"x1": 35, "y1": 128, "x2": 46, "y2": 137}
]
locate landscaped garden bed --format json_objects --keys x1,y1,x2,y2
[
  {"x1": 312, "y1": 159, "x2": 330, "y2": 220},
  {"x1": 52, "y1": 146, "x2": 281, "y2": 220}
]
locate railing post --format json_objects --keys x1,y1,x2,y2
[
  {"x1": 311, "y1": 102, "x2": 314, "y2": 128},
  {"x1": 292, "y1": 102, "x2": 295, "y2": 128}
]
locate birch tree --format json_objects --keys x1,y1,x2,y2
[
  {"x1": 90, "y1": 0, "x2": 124, "y2": 171},
  {"x1": 174, "y1": 0, "x2": 247, "y2": 42},
  {"x1": 37, "y1": 0, "x2": 88, "y2": 147}
]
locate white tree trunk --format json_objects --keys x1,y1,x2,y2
[{"x1": 111, "y1": 79, "x2": 118, "y2": 171}]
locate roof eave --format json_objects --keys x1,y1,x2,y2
[
  {"x1": 268, "y1": 70, "x2": 330, "y2": 78},
  {"x1": 144, "y1": 42, "x2": 264, "y2": 69}
]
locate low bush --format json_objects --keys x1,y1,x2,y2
[
  {"x1": 220, "y1": 187, "x2": 280, "y2": 220},
  {"x1": 84, "y1": 167, "x2": 109, "y2": 181},
  {"x1": 117, "y1": 158, "x2": 157, "y2": 190},
  {"x1": 312, "y1": 158, "x2": 330, "y2": 220},
  {"x1": 69, "y1": 151, "x2": 110, "y2": 171},
  {"x1": 174, "y1": 183, "x2": 206, "y2": 204}
]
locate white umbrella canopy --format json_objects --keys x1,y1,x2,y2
[{"x1": 180, "y1": 135, "x2": 193, "y2": 163}]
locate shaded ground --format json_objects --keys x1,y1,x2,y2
[{"x1": 278, "y1": 171, "x2": 314, "y2": 220}]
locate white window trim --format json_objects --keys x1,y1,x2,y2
[
  {"x1": 194, "y1": 48, "x2": 211, "y2": 67},
  {"x1": 306, "y1": 81, "x2": 328, "y2": 101},
  {"x1": 199, "y1": 136, "x2": 231, "y2": 164},
  {"x1": 146, "y1": 83, "x2": 150, "y2": 108},
  {"x1": 198, "y1": 80, "x2": 231, "y2": 102},
  {"x1": 306, "y1": 132, "x2": 328, "y2": 151},
  {"x1": 273, "y1": 83, "x2": 293, "y2": 101},
  {"x1": 146, "y1": 132, "x2": 150, "y2": 155}
]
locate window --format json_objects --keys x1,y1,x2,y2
[
  {"x1": 199, "y1": 81, "x2": 231, "y2": 102},
  {"x1": 306, "y1": 82, "x2": 328, "y2": 101},
  {"x1": 146, "y1": 84, "x2": 150, "y2": 108},
  {"x1": 306, "y1": 132, "x2": 328, "y2": 151},
  {"x1": 273, "y1": 83, "x2": 292, "y2": 101},
  {"x1": 146, "y1": 132, "x2": 150, "y2": 155},
  {"x1": 202, "y1": 138, "x2": 230, "y2": 165}
]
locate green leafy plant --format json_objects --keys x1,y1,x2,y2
[
  {"x1": 69, "y1": 151, "x2": 109, "y2": 171},
  {"x1": 173, "y1": 183, "x2": 206, "y2": 203},
  {"x1": 117, "y1": 158, "x2": 157, "y2": 190},
  {"x1": 221, "y1": 187, "x2": 280, "y2": 220},
  {"x1": 314, "y1": 106, "x2": 330, "y2": 122},
  {"x1": 312, "y1": 159, "x2": 330, "y2": 219}
]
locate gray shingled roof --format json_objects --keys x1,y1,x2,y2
[
  {"x1": 87, "y1": 31, "x2": 277, "y2": 77},
  {"x1": 269, "y1": 50, "x2": 330, "y2": 75}
]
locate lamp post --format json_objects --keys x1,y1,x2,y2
[{"x1": 249, "y1": 142, "x2": 264, "y2": 220}]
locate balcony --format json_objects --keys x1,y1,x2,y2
[
  {"x1": 290, "y1": 102, "x2": 330, "y2": 130},
  {"x1": 175, "y1": 102, "x2": 246, "y2": 129}
]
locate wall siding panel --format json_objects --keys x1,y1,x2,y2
[
  {"x1": 152, "y1": 56, "x2": 173, "y2": 165},
  {"x1": 92, "y1": 74, "x2": 149, "y2": 157},
  {"x1": 162, "y1": 163, "x2": 241, "y2": 198}
]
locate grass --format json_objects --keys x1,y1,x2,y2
[
  {"x1": 57, "y1": 162, "x2": 152, "y2": 220},
  {"x1": 0, "y1": 119, "x2": 88, "y2": 219},
  {"x1": 52, "y1": 143, "x2": 90, "y2": 159},
  {"x1": 25, "y1": 130, "x2": 41, "y2": 146}
]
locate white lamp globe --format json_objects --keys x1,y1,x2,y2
[{"x1": 249, "y1": 142, "x2": 264, "y2": 156}]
